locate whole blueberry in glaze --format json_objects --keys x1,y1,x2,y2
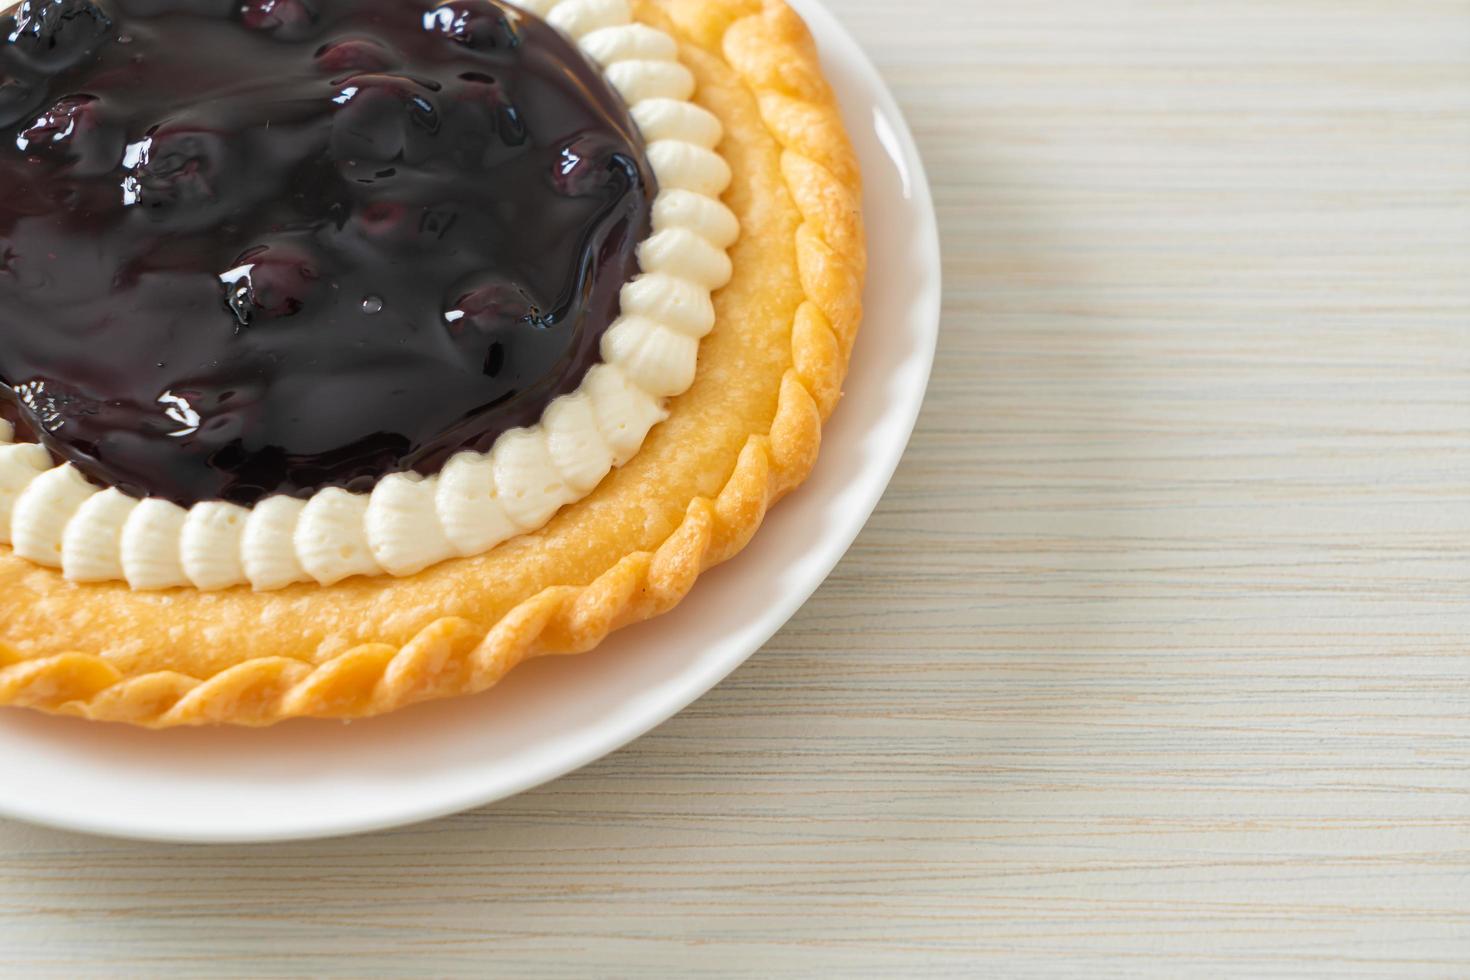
[
  {"x1": 15, "y1": 93, "x2": 90, "y2": 150},
  {"x1": 4, "y1": 0, "x2": 111, "y2": 71},
  {"x1": 129, "y1": 124, "x2": 231, "y2": 209},
  {"x1": 421, "y1": 0, "x2": 519, "y2": 51},
  {"x1": 446, "y1": 277, "x2": 542, "y2": 334},
  {"x1": 15, "y1": 93, "x2": 121, "y2": 173},
  {"x1": 329, "y1": 73, "x2": 440, "y2": 163},
  {"x1": 314, "y1": 36, "x2": 391, "y2": 73},
  {"x1": 239, "y1": 0, "x2": 318, "y2": 40},
  {"x1": 552, "y1": 133, "x2": 635, "y2": 198},
  {"x1": 0, "y1": 0, "x2": 656, "y2": 505},
  {"x1": 221, "y1": 242, "x2": 320, "y2": 324}
]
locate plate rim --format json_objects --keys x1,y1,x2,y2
[{"x1": 0, "y1": 0, "x2": 941, "y2": 843}]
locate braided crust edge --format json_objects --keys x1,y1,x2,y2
[{"x1": 0, "y1": 0, "x2": 864, "y2": 727}]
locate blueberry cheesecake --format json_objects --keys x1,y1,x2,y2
[{"x1": 0, "y1": 0, "x2": 863, "y2": 725}]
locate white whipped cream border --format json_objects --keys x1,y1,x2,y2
[{"x1": 0, "y1": 0, "x2": 737, "y2": 591}]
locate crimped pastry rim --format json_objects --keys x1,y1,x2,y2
[{"x1": 0, "y1": 0, "x2": 865, "y2": 727}]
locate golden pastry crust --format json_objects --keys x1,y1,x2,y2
[{"x1": 0, "y1": 0, "x2": 864, "y2": 727}]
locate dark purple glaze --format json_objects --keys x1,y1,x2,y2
[{"x1": 0, "y1": 0, "x2": 654, "y2": 505}]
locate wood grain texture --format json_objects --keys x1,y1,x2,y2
[{"x1": 2, "y1": 0, "x2": 1469, "y2": 974}]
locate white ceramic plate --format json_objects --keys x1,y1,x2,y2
[{"x1": 0, "y1": 0, "x2": 940, "y2": 843}]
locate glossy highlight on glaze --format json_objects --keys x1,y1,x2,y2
[{"x1": 0, "y1": 0, "x2": 655, "y2": 505}]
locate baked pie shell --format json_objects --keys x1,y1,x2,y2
[{"x1": 0, "y1": 0, "x2": 865, "y2": 727}]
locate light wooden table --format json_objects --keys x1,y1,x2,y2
[{"x1": 3, "y1": 0, "x2": 1468, "y2": 974}]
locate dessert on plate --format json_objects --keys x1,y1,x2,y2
[{"x1": 0, "y1": 0, "x2": 863, "y2": 725}]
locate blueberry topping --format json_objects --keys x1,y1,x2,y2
[{"x1": 0, "y1": 0, "x2": 655, "y2": 505}]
